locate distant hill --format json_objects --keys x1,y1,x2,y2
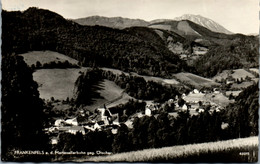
[
  {"x1": 173, "y1": 14, "x2": 233, "y2": 34},
  {"x1": 73, "y1": 16, "x2": 149, "y2": 29}
]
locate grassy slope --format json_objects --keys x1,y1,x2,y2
[
  {"x1": 212, "y1": 68, "x2": 258, "y2": 90},
  {"x1": 19, "y1": 50, "x2": 78, "y2": 66},
  {"x1": 173, "y1": 72, "x2": 220, "y2": 88},
  {"x1": 102, "y1": 67, "x2": 180, "y2": 85},
  {"x1": 183, "y1": 92, "x2": 231, "y2": 107},
  {"x1": 33, "y1": 68, "x2": 129, "y2": 104},
  {"x1": 212, "y1": 68, "x2": 256, "y2": 81},
  {"x1": 33, "y1": 68, "x2": 87, "y2": 100},
  {"x1": 83, "y1": 79, "x2": 131, "y2": 112},
  {"x1": 81, "y1": 137, "x2": 258, "y2": 163}
]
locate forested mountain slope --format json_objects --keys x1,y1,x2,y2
[{"x1": 2, "y1": 8, "x2": 188, "y2": 77}]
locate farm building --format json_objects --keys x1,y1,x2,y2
[
  {"x1": 65, "y1": 117, "x2": 78, "y2": 126},
  {"x1": 145, "y1": 108, "x2": 152, "y2": 116}
]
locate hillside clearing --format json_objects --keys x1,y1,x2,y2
[
  {"x1": 173, "y1": 72, "x2": 219, "y2": 88},
  {"x1": 83, "y1": 79, "x2": 129, "y2": 112},
  {"x1": 183, "y1": 92, "x2": 232, "y2": 107},
  {"x1": 78, "y1": 137, "x2": 258, "y2": 162},
  {"x1": 249, "y1": 68, "x2": 259, "y2": 74},
  {"x1": 33, "y1": 68, "x2": 87, "y2": 100},
  {"x1": 226, "y1": 91, "x2": 242, "y2": 96},
  {"x1": 20, "y1": 51, "x2": 79, "y2": 66},
  {"x1": 213, "y1": 69, "x2": 256, "y2": 81},
  {"x1": 231, "y1": 81, "x2": 256, "y2": 89},
  {"x1": 33, "y1": 67, "x2": 132, "y2": 110},
  {"x1": 102, "y1": 67, "x2": 179, "y2": 85}
]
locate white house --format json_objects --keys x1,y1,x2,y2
[
  {"x1": 111, "y1": 129, "x2": 118, "y2": 134},
  {"x1": 51, "y1": 137, "x2": 58, "y2": 145},
  {"x1": 65, "y1": 117, "x2": 78, "y2": 126},
  {"x1": 145, "y1": 108, "x2": 152, "y2": 116},
  {"x1": 97, "y1": 108, "x2": 110, "y2": 125},
  {"x1": 198, "y1": 108, "x2": 205, "y2": 113},
  {"x1": 193, "y1": 89, "x2": 199, "y2": 94},
  {"x1": 54, "y1": 119, "x2": 65, "y2": 126},
  {"x1": 182, "y1": 104, "x2": 188, "y2": 110},
  {"x1": 69, "y1": 126, "x2": 85, "y2": 135},
  {"x1": 94, "y1": 122, "x2": 101, "y2": 130}
]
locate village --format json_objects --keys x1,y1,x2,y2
[{"x1": 45, "y1": 88, "x2": 227, "y2": 145}]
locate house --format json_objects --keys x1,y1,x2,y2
[
  {"x1": 51, "y1": 137, "x2": 58, "y2": 145},
  {"x1": 54, "y1": 119, "x2": 65, "y2": 126},
  {"x1": 145, "y1": 108, "x2": 152, "y2": 116},
  {"x1": 68, "y1": 126, "x2": 85, "y2": 135},
  {"x1": 221, "y1": 122, "x2": 229, "y2": 129},
  {"x1": 145, "y1": 101, "x2": 159, "y2": 115},
  {"x1": 111, "y1": 129, "x2": 118, "y2": 134},
  {"x1": 65, "y1": 117, "x2": 78, "y2": 126},
  {"x1": 111, "y1": 113, "x2": 120, "y2": 125},
  {"x1": 94, "y1": 122, "x2": 101, "y2": 130},
  {"x1": 168, "y1": 99, "x2": 174, "y2": 103},
  {"x1": 97, "y1": 105, "x2": 121, "y2": 125},
  {"x1": 182, "y1": 104, "x2": 188, "y2": 110},
  {"x1": 198, "y1": 108, "x2": 205, "y2": 113},
  {"x1": 193, "y1": 89, "x2": 199, "y2": 94},
  {"x1": 213, "y1": 88, "x2": 220, "y2": 94},
  {"x1": 97, "y1": 107, "x2": 110, "y2": 125},
  {"x1": 84, "y1": 125, "x2": 95, "y2": 131},
  {"x1": 124, "y1": 120, "x2": 133, "y2": 129}
]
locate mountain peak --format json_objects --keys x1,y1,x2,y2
[{"x1": 174, "y1": 14, "x2": 233, "y2": 34}]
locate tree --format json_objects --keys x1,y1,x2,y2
[
  {"x1": 112, "y1": 124, "x2": 130, "y2": 153},
  {"x1": 2, "y1": 54, "x2": 49, "y2": 161},
  {"x1": 178, "y1": 98, "x2": 185, "y2": 107},
  {"x1": 36, "y1": 61, "x2": 42, "y2": 68},
  {"x1": 229, "y1": 93, "x2": 234, "y2": 100}
]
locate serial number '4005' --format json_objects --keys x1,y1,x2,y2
[{"x1": 239, "y1": 152, "x2": 250, "y2": 156}]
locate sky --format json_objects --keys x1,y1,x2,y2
[{"x1": 1, "y1": 0, "x2": 259, "y2": 34}]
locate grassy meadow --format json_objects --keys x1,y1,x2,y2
[
  {"x1": 79, "y1": 136, "x2": 258, "y2": 163},
  {"x1": 33, "y1": 68, "x2": 88, "y2": 100},
  {"x1": 20, "y1": 50, "x2": 79, "y2": 66},
  {"x1": 173, "y1": 72, "x2": 220, "y2": 88}
]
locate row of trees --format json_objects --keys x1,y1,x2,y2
[
  {"x1": 102, "y1": 70, "x2": 181, "y2": 101},
  {"x1": 74, "y1": 69, "x2": 104, "y2": 106},
  {"x1": 73, "y1": 68, "x2": 183, "y2": 106},
  {"x1": 32, "y1": 60, "x2": 79, "y2": 69}
]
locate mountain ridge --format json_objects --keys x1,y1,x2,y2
[
  {"x1": 73, "y1": 14, "x2": 233, "y2": 35},
  {"x1": 74, "y1": 15, "x2": 149, "y2": 29},
  {"x1": 173, "y1": 14, "x2": 233, "y2": 34}
]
